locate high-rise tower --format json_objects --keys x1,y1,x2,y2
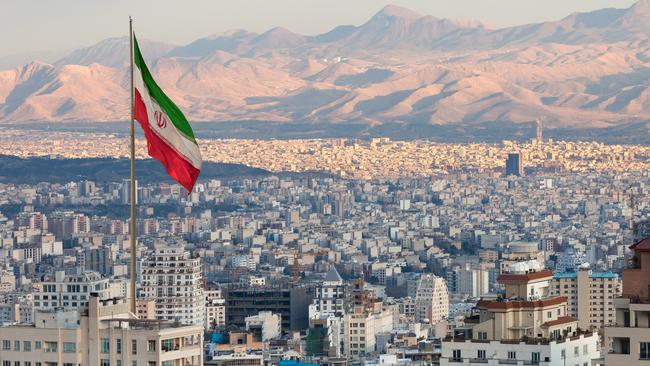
[
  {"x1": 505, "y1": 153, "x2": 524, "y2": 177},
  {"x1": 141, "y1": 245, "x2": 205, "y2": 326}
]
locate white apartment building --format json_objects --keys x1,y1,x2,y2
[
  {"x1": 205, "y1": 289, "x2": 225, "y2": 330},
  {"x1": 309, "y1": 267, "x2": 346, "y2": 319},
  {"x1": 34, "y1": 270, "x2": 110, "y2": 311},
  {"x1": 0, "y1": 294, "x2": 202, "y2": 366},
  {"x1": 141, "y1": 245, "x2": 205, "y2": 326},
  {"x1": 441, "y1": 335, "x2": 597, "y2": 366},
  {"x1": 414, "y1": 274, "x2": 449, "y2": 324}
]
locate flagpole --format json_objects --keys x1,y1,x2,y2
[{"x1": 129, "y1": 15, "x2": 137, "y2": 314}]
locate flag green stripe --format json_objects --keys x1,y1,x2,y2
[{"x1": 133, "y1": 35, "x2": 196, "y2": 144}]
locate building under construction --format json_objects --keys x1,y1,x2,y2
[{"x1": 225, "y1": 283, "x2": 315, "y2": 332}]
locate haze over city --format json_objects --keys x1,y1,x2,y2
[{"x1": 0, "y1": 2, "x2": 649, "y2": 366}]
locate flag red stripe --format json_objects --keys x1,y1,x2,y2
[{"x1": 134, "y1": 89, "x2": 200, "y2": 192}]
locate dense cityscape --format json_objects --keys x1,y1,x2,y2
[
  {"x1": 1, "y1": 128, "x2": 649, "y2": 178},
  {"x1": 0, "y1": 127, "x2": 649, "y2": 365},
  {"x1": 2, "y1": 0, "x2": 650, "y2": 365}
]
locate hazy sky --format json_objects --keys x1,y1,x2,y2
[{"x1": 0, "y1": 0, "x2": 639, "y2": 57}]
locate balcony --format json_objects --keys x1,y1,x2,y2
[{"x1": 499, "y1": 360, "x2": 518, "y2": 365}]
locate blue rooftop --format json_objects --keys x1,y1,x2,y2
[
  {"x1": 279, "y1": 361, "x2": 320, "y2": 366},
  {"x1": 553, "y1": 271, "x2": 618, "y2": 279}
]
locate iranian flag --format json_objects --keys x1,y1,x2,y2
[{"x1": 133, "y1": 34, "x2": 202, "y2": 192}]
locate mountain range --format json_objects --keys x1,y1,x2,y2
[{"x1": 1, "y1": 1, "x2": 650, "y2": 136}]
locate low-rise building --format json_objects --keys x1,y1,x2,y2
[{"x1": 0, "y1": 294, "x2": 203, "y2": 366}]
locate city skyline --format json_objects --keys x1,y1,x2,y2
[{"x1": 0, "y1": 1, "x2": 649, "y2": 365}]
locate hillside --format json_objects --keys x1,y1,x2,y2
[{"x1": 0, "y1": 1, "x2": 649, "y2": 136}]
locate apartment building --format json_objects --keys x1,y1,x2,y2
[
  {"x1": 141, "y1": 245, "x2": 205, "y2": 326},
  {"x1": 441, "y1": 268, "x2": 599, "y2": 366},
  {"x1": 605, "y1": 237, "x2": 650, "y2": 364},
  {"x1": 308, "y1": 267, "x2": 346, "y2": 319},
  {"x1": 343, "y1": 304, "x2": 395, "y2": 358},
  {"x1": 205, "y1": 288, "x2": 225, "y2": 330},
  {"x1": 0, "y1": 294, "x2": 202, "y2": 366},
  {"x1": 414, "y1": 274, "x2": 449, "y2": 324},
  {"x1": 551, "y1": 264, "x2": 621, "y2": 330},
  {"x1": 34, "y1": 270, "x2": 110, "y2": 311}
]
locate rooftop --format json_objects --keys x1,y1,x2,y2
[
  {"x1": 630, "y1": 237, "x2": 650, "y2": 252},
  {"x1": 553, "y1": 271, "x2": 618, "y2": 279},
  {"x1": 497, "y1": 270, "x2": 553, "y2": 283}
]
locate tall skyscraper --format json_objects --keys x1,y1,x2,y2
[
  {"x1": 120, "y1": 179, "x2": 138, "y2": 205},
  {"x1": 532, "y1": 118, "x2": 543, "y2": 141},
  {"x1": 141, "y1": 245, "x2": 205, "y2": 326},
  {"x1": 505, "y1": 153, "x2": 524, "y2": 177}
]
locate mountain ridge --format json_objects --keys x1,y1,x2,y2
[{"x1": 0, "y1": 1, "x2": 649, "y2": 133}]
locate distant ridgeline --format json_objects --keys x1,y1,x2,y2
[{"x1": 0, "y1": 155, "x2": 273, "y2": 185}]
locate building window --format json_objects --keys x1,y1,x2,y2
[
  {"x1": 532, "y1": 352, "x2": 540, "y2": 364},
  {"x1": 116, "y1": 339, "x2": 122, "y2": 354},
  {"x1": 132, "y1": 339, "x2": 137, "y2": 355},
  {"x1": 583, "y1": 344, "x2": 588, "y2": 355},
  {"x1": 478, "y1": 350, "x2": 486, "y2": 360},
  {"x1": 14, "y1": 340, "x2": 20, "y2": 351},
  {"x1": 147, "y1": 340, "x2": 156, "y2": 352},
  {"x1": 101, "y1": 338, "x2": 109, "y2": 353},
  {"x1": 35, "y1": 341, "x2": 41, "y2": 349},
  {"x1": 161, "y1": 339, "x2": 173, "y2": 352},
  {"x1": 63, "y1": 342, "x2": 76, "y2": 353},
  {"x1": 452, "y1": 349, "x2": 461, "y2": 362},
  {"x1": 641, "y1": 342, "x2": 650, "y2": 360},
  {"x1": 508, "y1": 351, "x2": 516, "y2": 359},
  {"x1": 23, "y1": 341, "x2": 31, "y2": 352},
  {"x1": 2, "y1": 361, "x2": 10, "y2": 366},
  {"x1": 132, "y1": 361, "x2": 137, "y2": 366},
  {"x1": 101, "y1": 360, "x2": 110, "y2": 366},
  {"x1": 45, "y1": 341, "x2": 57, "y2": 353},
  {"x1": 2, "y1": 340, "x2": 9, "y2": 350},
  {"x1": 574, "y1": 346, "x2": 579, "y2": 356}
]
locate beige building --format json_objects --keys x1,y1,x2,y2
[
  {"x1": 414, "y1": 274, "x2": 449, "y2": 324},
  {"x1": 605, "y1": 237, "x2": 650, "y2": 364},
  {"x1": 136, "y1": 299, "x2": 156, "y2": 320},
  {"x1": 343, "y1": 303, "x2": 395, "y2": 358},
  {"x1": 0, "y1": 294, "x2": 203, "y2": 366},
  {"x1": 441, "y1": 268, "x2": 599, "y2": 366},
  {"x1": 551, "y1": 265, "x2": 620, "y2": 330}
]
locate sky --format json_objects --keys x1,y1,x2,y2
[{"x1": 0, "y1": 0, "x2": 639, "y2": 60}]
